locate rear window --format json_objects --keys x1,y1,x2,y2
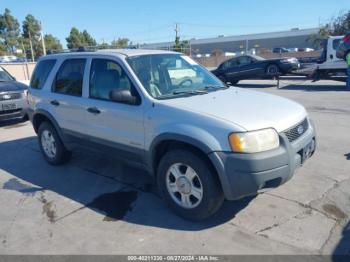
[
  {"x1": 30, "y1": 59, "x2": 56, "y2": 89},
  {"x1": 52, "y1": 59, "x2": 86, "y2": 96},
  {"x1": 333, "y1": 39, "x2": 342, "y2": 50}
]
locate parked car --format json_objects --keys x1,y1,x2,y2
[
  {"x1": 336, "y1": 33, "x2": 350, "y2": 60},
  {"x1": 272, "y1": 47, "x2": 289, "y2": 53},
  {"x1": 211, "y1": 55, "x2": 300, "y2": 85},
  {"x1": 0, "y1": 66, "x2": 28, "y2": 121},
  {"x1": 0, "y1": 55, "x2": 18, "y2": 63},
  {"x1": 28, "y1": 49, "x2": 316, "y2": 221}
]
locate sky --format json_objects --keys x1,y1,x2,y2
[{"x1": 1, "y1": 0, "x2": 349, "y2": 47}]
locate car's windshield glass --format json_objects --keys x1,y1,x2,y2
[
  {"x1": 250, "y1": 55, "x2": 265, "y2": 61},
  {"x1": 0, "y1": 67, "x2": 14, "y2": 82},
  {"x1": 127, "y1": 54, "x2": 224, "y2": 99}
]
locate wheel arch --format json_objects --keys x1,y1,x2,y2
[
  {"x1": 265, "y1": 63, "x2": 280, "y2": 75},
  {"x1": 32, "y1": 110, "x2": 71, "y2": 150},
  {"x1": 150, "y1": 133, "x2": 213, "y2": 167}
]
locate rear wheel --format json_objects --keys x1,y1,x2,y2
[
  {"x1": 266, "y1": 64, "x2": 280, "y2": 76},
  {"x1": 157, "y1": 149, "x2": 224, "y2": 221},
  {"x1": 38, "y1": 122, "x2": 71, "y2": 165}
]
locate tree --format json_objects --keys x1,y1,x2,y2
[
  {"x1": 309, "y1": 10, "x2": 350, "y2": 49},
  {"x1": 44, "y1": 34, "x2": 62, "y2": 51},
  {"x1": 22, "y1": 14, "x2": 42, "y2": 59},
  {"x1": 0, "y1": 8, "x2": 21, "y2": 54},
  {"x1": 82, "y1": 30, "x2": 96, "y2": 46},
  {"x1": 307, "y1": 26, "x2": 332, "y2": 49},
  {"x1": 111, "y1": 38, "x2": 129, "y2": 48},
  {"x1": 66, "y1": 27, "x2": 96, "y2": 49}
]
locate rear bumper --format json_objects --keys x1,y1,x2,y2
[{"x1": 209, "y1": 121, "x2": 316, "y2": 200}]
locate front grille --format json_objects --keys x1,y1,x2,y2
[
  {"x1": 0, "y1": 108, "x2": 21, "y2": 115},
  {"x1": 0, "y1": 92, "x2": 22, "y2": 101},
  {"x1": 283, "y1": 118, "x2": 309, "y2": 142}
]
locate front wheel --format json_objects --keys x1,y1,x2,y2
[{"x1": 157, "y1": 149, "x2": 224, "y2": 221}]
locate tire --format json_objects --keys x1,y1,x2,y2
[
  {"x1": 38, "y1": 122, "x2": 71, "y2": 165},
  {"x1": 230, "y1": 80, "x2": 239, "y2": 85},
  {"x1": 266, "y1": 64, "x2": 280, "y2": 76},
  {"x1": 157, "y1": 149, "x2": 224, "y2": 221}
]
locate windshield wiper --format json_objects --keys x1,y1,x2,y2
[
  {"x1": 157, "y1": 89, "x2": 208, "y2": 99},
  {"x1": 172, "y1": 90, "x2": 208, "y2": 95},
  {"x1": 203, "y1": 85, "x2": 229, "y2": 90}
]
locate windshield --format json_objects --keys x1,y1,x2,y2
[
  {"x1": 127, "y1": 54, "x2": 224, "y2": 99},
  {"x1": 0, "y1": 67, "x2": 14, "y2": 82},
  {"x1": 251, "y1": 55, "x2": 265, "y2": 61}
]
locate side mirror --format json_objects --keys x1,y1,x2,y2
[{"x1": 109, "y1": 89, "x2": 139, "y2": 105}]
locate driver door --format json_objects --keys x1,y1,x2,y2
[{"x1": 83, "y1": 57, "x2": 145, "y2": 163}]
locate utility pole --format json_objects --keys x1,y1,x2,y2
[
  {"x1": 28, "y1": 31, "x2": 35, "y2": 62},
  {"x1": 174, "y1": 23, "x2": 180, "y2": 51},
  {"x1": 40, "y1": 21, "x2": 46, "y2": 56},
  {"x1": 175, "y1": 23, "x2": 179, "y2": 40}
]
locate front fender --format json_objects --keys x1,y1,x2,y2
[{"x1": 146, "y1": 124, "x2": 224, "y2": 175}]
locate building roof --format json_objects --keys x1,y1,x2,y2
[{"x1": 141, "y1": 28, "x2": 320, "y2": 48}]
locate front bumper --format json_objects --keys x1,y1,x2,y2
[
  {"x1": 280, "y1": 62, "x2": 300, "y2": 73},
  {"x1": 0, "y1": 98, "x2": 27, "y2": 121},
  {"x1": 209, "y1": 121, "x2": 316, "y2": 200}
]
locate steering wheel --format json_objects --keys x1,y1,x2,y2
[{"x1": 178, "y1": 78, "x2": 193, "y2": 88}]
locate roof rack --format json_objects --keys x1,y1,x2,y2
[
  {"x1": 46, "y1": 46, "x2": 97, "y2": 55},
  {"x1": 46, "y1": 45, "x2": 139, "y2": 55}
]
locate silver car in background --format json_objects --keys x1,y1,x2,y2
[{"x1": 0, "y1": 66, "x2": 28, "y2": 121}]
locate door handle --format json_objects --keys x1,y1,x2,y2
[
  {"x1": 50, "y1": 100, "x2": 60, "y2": 106},
  {"x1": 87, "y1": 107, "x2": 101, "y2": 114}
]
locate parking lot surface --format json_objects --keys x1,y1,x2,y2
[{"x1": 0, "y1": 79, "x2": 349, "y2": 255}]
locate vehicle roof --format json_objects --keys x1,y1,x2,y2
[
  {"x1": 43, "y1": 49, "x2": 179, "y2": 60},
  {"x1": 229, "y1": 54, "x2": 265, "y2": 60}
]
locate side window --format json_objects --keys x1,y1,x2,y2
[
  {"x1": 221, "y1": 61, "x2": 229, "y2": 70},
  {"x1": 239, "y1": 56, "x2": 252, "y2": 65},
  {"x1": 53, "y1": 59, "x2": 86, "y2": 96},
  {"x1": 30, "y1": 59, "x2": 56, "y2": 89},
  {"x1": 221, "y1": 59, "x2": 237, "y2": 69},
  {"x1": 89, "y1": 59, "x2": 134, "y2": 101},
  {"x1": 332, "y1": 39, "x2": 341, "y2": 50},
  {"x1": 228, "y1": 59, "x2": 238, "y2": 67}
]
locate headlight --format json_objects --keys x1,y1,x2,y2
[{"x1": 228, "y1": 128, "x2": 279, "y2": 153}]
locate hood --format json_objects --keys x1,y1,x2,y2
[
  {"x1": 161, "y1": 88, "x2": 307, "y2": 132},
  {"x1": 0, "y1": 81, "x2": 28, "y2": 93}
]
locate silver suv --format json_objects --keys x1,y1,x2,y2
[{"x1": 28, "y1": 49, "x2": 316, "y2": 221}]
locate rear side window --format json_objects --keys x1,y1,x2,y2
[
  {"x1": 53, "y1": 59, "x2": 86, "y2": 96},
  {"x1": 30, "y1": 59, "x2": 56, "y2": 89}
]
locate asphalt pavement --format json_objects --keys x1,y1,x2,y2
[{"x1": 0, "y1": 78, "x2": 349, "y2": 255}]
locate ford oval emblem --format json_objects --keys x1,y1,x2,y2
[
  {"x1": 2, "y1": 94, "x2": 11, "y2": 100},
  {"x1": 297, "y1": 125, "x2": 304, "y2": 135}
]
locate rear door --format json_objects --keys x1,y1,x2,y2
[
  {"x1": 49, "y1": 58, "x2": 89, "y2": 135},
  {"x1": 83, "y1": 57, "x2": 145, "y2": 163}
]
